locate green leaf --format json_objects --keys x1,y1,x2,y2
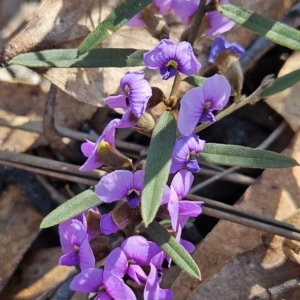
[
  {"x1": 197, "y1": 143, "x2": 299, "y2": 168},
  {"x1": 40, "y1": 189, "x2": 102, "y2": 228},
  {"x1": 260, "y1": 69, "x2": 300, "y2": 97},
  {"x1": 183, "y1": 76, "x2": 206, "y2": 87},
  {"x1": 141, "y1": 111, "x2": 176, "y2": 227},
  {"x1": 146, "y1": 221, "x2": 201, "y2": 279},
  {"x1": 10, "y1": 48, "x2": 147, "y2": 68},
  {"x1": 219, "y1": 5, "x2": 300, "y2": 51},
  {"x1": 78, "y1": 0, "x2": 153, "y2": 55}
]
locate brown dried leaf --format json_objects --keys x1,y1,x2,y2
[
  {"x1": 190, "y1": 210, "x2": 300, "y2": 300},
  {"x1": 0, "y1": 185, "x2": 42, "y2": 291},
  {"x1": 0, "y1": 247, "x2": 72, "y2": 300},
  {"x1": 0, "y1": 81, "x2": 96, "y2": 152},
  {"x1": 265, "y1": 51, "x2": 300, "y2": 132},
  {"x1": 171, "y1": 129, "x2": 300, "y2": 300}
]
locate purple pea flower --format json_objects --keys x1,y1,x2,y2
[
  {"x1": 170, "y1": 133, "x2": 205, "y2": 174},
  {"x1": 209, "y1": 36, "x2": 245, "y2": 63},
  {"x1": 178, "y1": 74, "x2": 231, "y2": 136},
  {"x1": 96, "y1": 170, "x2": 144, "y2": 234},
  {"x1": 143, "y1": 39, "x2": 201, "y2": 80},
  {"x1": 144, "y1": 264, "x2": 174, "y2": 300},
  {"x1": 59, "y1": 207, "x2": 100, "y2": 242},
  {"x1": 206, "y1": 0, "x2": 235, "y2": 36},
  {"x1": 96, "y1": 170, "x2": 144, "y2": 208},
  {"x1": 105, "y1": 236, "x2": 161, "y2": 285},
  {"x1": 169, "y1": 0, "x2": 199, "y2": 25},
  {"x1": 80, "y1": 118, "x2": 119, "y2": 171},
  {"x1": 153, "y1": 0, "x2": 172, "y2": 15},
  {"x1": 163, "y1": 170, "x2": 203, "y2": 231},
  {"x1": 70, "y1": 268, "x2": 136, "y2": 300},
  {"x1": 105, "y1": 71, "x2": 152, "y2": 119},
  {"x1": 58, "y1": 219, "x2": 95, "y2": 270},
  {"x1": 126, "y1": 12, "x2": 145, "y2": 27}
]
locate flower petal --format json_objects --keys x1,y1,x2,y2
[
  {"x1": 81, "y1": 140, "x2": 95, "y2": 157},
  {"x1": 59, "y1": 251, "x2": 79, "y2": 266},
  {"x1": 202, "y1": 74, "x2": 231, "y2": 111},
  {"x1": 121, "y1": 235, "x2": 150, "y2": 264},
  {"x1": 178, "y1": 87, "x2": 205, "y2": 136},
  {"x1": 96, "y1": 170, "x2": 134, "y2": 203},
  {"x1": 104, "y1": 247, "x2": 127, "y2": 278},
  {"x1": 153, "y1": 0, "x2": 172, "y2": 15},
  {"x1": 144, "y1": 39, "x2": 177, "y2": 70},
  {"x1": 170, "y1": 0, "x2": 199, "y2": 25},
  {"x1": 179, "y1": 200, "x2": 203, "y2": 217},
  {"x1": 171, "y1": 170, "x2": 194, "y2": 198},
  {"x1": 70, "y1": 268, "x2": 103, "y2": 293},
  {"x1": 117, "y1": 110, "x2": 137, "y2": 128},
  {"x1": 78, "y1": 238, "x2": 95, "y2": 270},
  {"x1": 100, "y1": 213, "x2": 120, "y2": 235},
  {"x1": 176, "y1": 42, "x2": 201, "y2": 76},
  {"x1": 206, "y1": 9, "x2": 235, "y2": 36},
  {"x1": 168, "y1": 186, "x2": 180, "y2": 231},
  {"x1": 103, "y1": 271, "x2": 136, "y2": 299},
  {"x1": 127, "y1": 264, "x2": 147, "y2": 285},
  {"x1": 105, "y1": 94, "x2": 128, "y2": 110}
]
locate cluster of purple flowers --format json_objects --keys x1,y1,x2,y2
[
  {"x1": 57, "y1": 6, "x2": 247, "y2": 297},
  {"x1": 128, "y1": 0, "x2": 235, "y2": 36}
]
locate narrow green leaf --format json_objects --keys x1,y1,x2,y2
[
  {"x1": 260, "y1": 69, "x2": 300, "y2": 97},
  {"x1": 141, "y1": 111, "x2": 176, "y2": 227},
  {"x1": 10, "y1": 48, "x2": 147, "y2": 68},
  {"x1": 78, "y1": 0, "x2": 153, "y2": 55},
  {"x1": 146, "y1": 221, "x2": 201, "y2": 279},
  {"x1": 219, "y1": 5, "x2": 300, "y2": 51},
  {"x1": 197, "y1": 143, "x2": 299, "y2": 168},
  {"x1": 40, "y1": 189, "x2": 102, "y2": 228},
  {"x1": 183, "y1": 76, "x2": 206, "y2": 87}
]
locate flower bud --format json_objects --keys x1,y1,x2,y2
[
  {"x1": 133, "y1": 111, "x2": 156, "y2": 137},
  {"x1": 141, "y1": 4, "x2": 169, "y2": 40},
  {"x1": 112, "y1": 202, "x2": 141, "y2": 231},
  {"x1": 97, "y1": 141, "x2": 134, "y2": 171},
  {"x1": 213, "y1": 50, "x2": 243, "y2": 100},
  {"x1": 89, "y1": 236, "x2": 112, "y2": 262}
]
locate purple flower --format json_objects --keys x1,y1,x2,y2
[
  {"x1": 165, "y1": 170, "x2": 203, "y2": 230},
  {"x1": 144, "y1": 39, "x2": 201, "y2": 80},
  {"x1": 80, "y1": 119, "x2": 119, "y2": 171},
  {"x1": 59, "y1": 207, "x2": 100, "y2": 241},
  {"x1": 178, "y1": 74, "x2": 231, "y2": 136},
  {"x1": 58, "y1": 219, "x2": 95, "y2": 270},
  {"x1": 96, "y1": 170, "x2": 144, "y2": 234},
  {"x1": 170, "y1": 0, "x2": 199, "y2": 25},
  {"x1": 208, "y1": 36, "x2": 245, "y2": 62},
  {"x1": 70, "y1": 268, "x2": 136, "y2": 300},
  {"x1": 96, "y1": 170, "x2": 144, "y2": 208},
  {"x1": 105, "y1": 71, "x2": 152, "y2": 118},
  {"x1": 153, "y1": 0, "x2": 172, "y2": 15},
  {"x1": 126, "y1": 12, "x2": 145, "y2": 27},
  {"x1": 105, "y1": 236, "x2": 161, "y2": 285},
  {"x1": 206, "y1": 0, "x2": 235, "y2": 36},
  {"x1": 170, "y1": 133, "x2": 205, "y2": 174},
  {"x1": 144, "y1": 264, "x2": 174, "y2": 300}
]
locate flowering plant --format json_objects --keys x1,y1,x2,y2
[{"x1": 6, "y1": 0, "x2": 300, "y2": 298}]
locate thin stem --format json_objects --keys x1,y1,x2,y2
[
  {"x1": 188, "y1": 0, "x2": 207, "y2": 46},
  {"x1": 169, "y1": 72, "x2": 182, "y2": 108},
  {"x1": 187, "y1": 194, "x2": 300, "y2": 241}
]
